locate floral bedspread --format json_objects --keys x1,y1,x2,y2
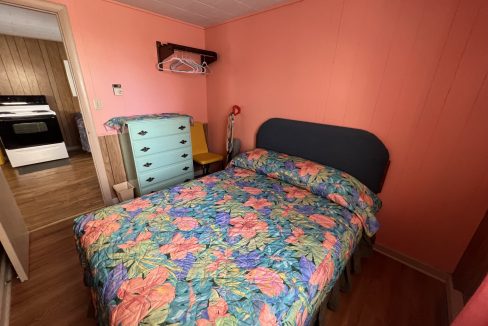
[{"x1": 73, "y1": 149, "x2": 381, "y2": 325}]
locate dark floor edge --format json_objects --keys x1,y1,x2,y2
[{"x1": 374, "y1": 244, "x2": 465, "y2": 324}]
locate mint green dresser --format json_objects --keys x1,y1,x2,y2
[{"x1": 119, "y1": 116, "x2": 194, "y2": 196}]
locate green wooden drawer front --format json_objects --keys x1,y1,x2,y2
[
  {"x1": 128, "y1": 118, "x2": 189, "y2": 141},
  {"x1": 120, "y1": 117, "x2": 194, "y2": 197},
  {"x1": 134, "y1": 147, "x2": 191, "y2": 173},
  {"x1": 139, "y1": 160, "x2": 193, "y2": 188},
  {"x1": 140, "y1": 172, "x2": 194, "y2": 195},
  {"x1": 132, "y1": 133, "x2": 191, "y2": 158}
]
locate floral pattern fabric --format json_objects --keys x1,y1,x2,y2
[
  {"x1": 230, "y1": 149, "x2": 381, "y2": 236},
  {"x1": 104, "y1": 113, "x2": 193, "y2": 132},
  {"x1": 73, "y1": 150, "x2": 381, "y2": 325}
]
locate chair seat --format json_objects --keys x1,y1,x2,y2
[{"x1": 193, "y1": 152, "x2": 223, "y2": 165}]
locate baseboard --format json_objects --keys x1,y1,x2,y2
[
  {"x1": 373, "y1": 244, "x2": 449, "y2": 282},
  {"x1": 446, "y1": 276, "x2": 464, "y2": 323},
  {"x1": 374, "y1": 244, "x2": 465, "y2": 323}
]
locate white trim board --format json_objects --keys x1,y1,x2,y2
[{"x1": 373, "y1": 244, "x2": 449, "y2": 282}]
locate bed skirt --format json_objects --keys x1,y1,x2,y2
[
  {"x1": 84, "y1": 234, "x2": 375, "y2": 324},
  {"x1": 311, "y1": 235, "x2": 375, "y2": 325}
]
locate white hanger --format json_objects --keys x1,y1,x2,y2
[{"x1": 157, "y1": 51, "x2": 209, "y2": 75}]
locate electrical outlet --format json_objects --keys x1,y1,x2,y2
[
  {"x1": 112, "y1": 84, "x2": 123, "y2": 96},
  {"x1": 93, "y1": 98, "x2": 103, "y2": 110}
]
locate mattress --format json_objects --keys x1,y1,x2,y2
[{"x1": 73, "y1": 149, "x2": 381, "y2": 325}]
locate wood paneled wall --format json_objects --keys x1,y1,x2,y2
[
  {"x1": 0, "y1": 34, "x2": 81, "y2": 149},
  {"x1": 453, "y1": 210, "x2": 488, "y2": 302},
  {"x1": 98, "y1": 135, "x2": 127, "y2": 198}
]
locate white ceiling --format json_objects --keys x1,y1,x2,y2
[
  {"x1": 0, "y1": 4, "x2": 62, "y2": 41},
  {"x1": 116, "y1": 0, "x2": 296, "y2": 28}
]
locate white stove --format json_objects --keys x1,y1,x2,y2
[{"x1": 0, "y1": 95, "x2": 69, "y2": 167}]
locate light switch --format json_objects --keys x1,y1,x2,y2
[
  {"x1": 94, "y1": 98, "x2": 103, "y2": 110},
  {"x1": 112, "y1": 84, "x2": 123, "y2": 96}
]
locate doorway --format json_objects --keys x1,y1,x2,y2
[{"x1": 0, "y1": 1, "x2": 111, "y2": 231}]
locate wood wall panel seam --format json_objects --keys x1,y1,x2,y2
[
  {"x1": 98, "y1": 136, "x2": 117, "y2": 198},
  {"x1": 104, "y1": 135, "x2": 127, "y2": 184},
  {"x1": 97, "y1": 135, "x2": 128, "y2": 199},
  {"x1": 5, "y1": 36, "x2": 30, "y2": 94},
  {"x1": 38, "y1": 40, "x2": 71, "y2": 145},
  {"x1": 14, "y1": 37, "x2": 40, "y2": 94},
  {"x1": 0, "y1": 35, "x2": 23, "y2": 94}
]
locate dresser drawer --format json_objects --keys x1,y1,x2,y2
[
  {"x1": 128, "y1": 118, "x2": 189, "y2": 141},
  {"x1": 140, "y1": 172, "x2": 194, "y2": 195},
  {"x1": 134, "y1": 147, "x2": 192, "y2": 173},
  {"x1": 132, "y1": 133, "x2": 191, "y2": 157},
  {"x1": 139, "y1": 160, "x2": 193, "y2": 188}
]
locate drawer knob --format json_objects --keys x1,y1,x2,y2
[
  {"x1": 182, "y1": 166, "x2": 190, "y2": 171},
  {"x1": 180, "y1": 140, "x2": 187, "y2": 144},
  {"x1": 138, "y1": 130, "x2": 148, "y2": 136},
  {"x1": 141, "y1": 147, "x2": 150, "y2": 152},
  {"x1": 181, "y1": 153, "x2": 188, "y2": 158},
  {"x1": 143, "y1": 162, "x2": 152, "y2": 167},
  {"x1": 178, "y1": 125, "x2": 186, "y2": 130},
  {"x1": 146, "y1": 177, "x2": 155, "y2": 182}
]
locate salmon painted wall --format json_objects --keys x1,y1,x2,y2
[
  {"x1": 55, "y1": 0, "x2": 207, "y2": 135},
  {"x1": 205, "y1": 0, "x2": 488, "y2": 272}
]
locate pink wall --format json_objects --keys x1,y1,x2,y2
[
  {"x1": 205, "y1": 0, "x2": 488, "y2": 272},
  {"x1": 453, "y1": 275, "x2": 488, "y2": 326},
  {"x1": 56, "y1": 0, "x2": 207, "y2": 135}
]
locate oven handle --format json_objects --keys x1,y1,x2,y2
[{"x1": 0, "y1": 114, "x2": 56, "y2": 121}]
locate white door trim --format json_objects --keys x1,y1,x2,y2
[
  {"x1": 0, "y1": 0, "x2": 113, "y2": 205},
  {"x1": 0, "y1": 170, "x2": 28, "y2": 282}
]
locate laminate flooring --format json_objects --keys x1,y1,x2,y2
[{"x1": 1, "y1": 151, "x2": 104, "y2": 231}]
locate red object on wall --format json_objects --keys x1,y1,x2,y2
[
  {"x1": 205, "y1": 0, "x2": 488, "y2": 272},
  {"x1": 232, "y1": 105, "x2": 241, "y2": 116}
]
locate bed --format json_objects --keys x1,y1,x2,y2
[{"x1": 73, "y1": 118, "x2": 389, "y2": 325}]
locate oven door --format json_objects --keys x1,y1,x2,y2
[{"x1": 0, "y1": 115, "x2": 65, "y2": 150}]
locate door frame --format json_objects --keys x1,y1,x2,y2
[{"x1": 0, "y1": 0, "x2": 113, "y2": 205}]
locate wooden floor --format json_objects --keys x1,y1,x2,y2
[
  {"x1": 10, "y1": 218, "x2": 96, "y2": 326},
  {"x1": 10, "y1": 219, "x2": 448, "y2": 326},
  {"x1": 324, "y1": 253, "x2": 448, "y2": 326},
  {"x1": 1, "y1": 151, "x2": 104, "y2": 231}
]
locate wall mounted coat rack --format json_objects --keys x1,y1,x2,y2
[{"x1": 156, "y1": 41, "x2": 218, "y2": 71}]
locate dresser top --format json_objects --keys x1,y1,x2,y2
[{"x1": 105, "y1": 113, "x2": 192, "y2": 132}]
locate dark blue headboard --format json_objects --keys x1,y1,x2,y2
[{"x1": 256, "y1": 118, "x2": 390, "y2": 193}]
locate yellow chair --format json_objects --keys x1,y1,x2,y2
[{"x1": 190, "y1": 122, "x2": 224, "y2": 175}]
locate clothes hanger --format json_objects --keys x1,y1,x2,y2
[
  {"x1": 158, "y1": 52, "x2": 194, "y2": 73},
  {"x1": 169, "y1": 52, "x2": 196, "y2": 73},
  {"x1": 157, "y1": 51, "x2": 209, "y2": 74}
]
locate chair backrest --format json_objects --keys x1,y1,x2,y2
[{"x1": 190, "y1": 122, "x2": 209, "y2": 155}]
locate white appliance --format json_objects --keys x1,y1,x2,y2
[{"x1": 0, "y1": 95, "x2": 68, "y2": 167}]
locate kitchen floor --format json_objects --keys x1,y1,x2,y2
[{"x1": 1, "y1": 151, "x2": 104, "y2": 231}]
